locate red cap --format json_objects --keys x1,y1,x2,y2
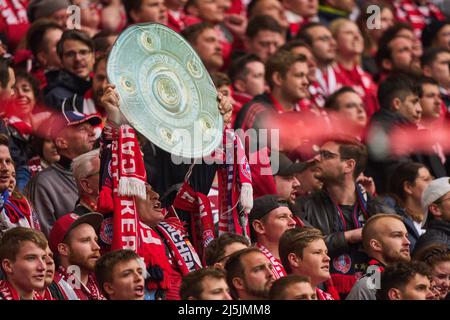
[{"x1": 49, "y1": 212, "x2": 103, "y2": 254}]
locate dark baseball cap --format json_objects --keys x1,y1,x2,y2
[
  {"x1": 249, "y1": 195, "x2": 290, "y2": 223},
  {"x1": 271, "y1": 152, "x2": 312, "y2": 176}
]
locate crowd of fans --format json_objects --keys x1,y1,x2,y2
[{"x1": 0, "y1": 0, "x2": 450, "y2": 301}]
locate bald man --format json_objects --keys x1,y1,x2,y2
[{"x1": 346, "y1": 214, "x2": 411, "y2": 300}]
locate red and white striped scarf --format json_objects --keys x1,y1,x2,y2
[
  {"x1": 97, "y1": 123, "x2": 172, "y2": 292},
  {"x1": 172, "y1": 182, "x2": 215, "y2": 262},
  {"x1": 256, "y1": 243, "x2": 286, "y2": 279},
  {"x1": 216, "y1": 129, "x2": 252, "y2": 237},
  {"x1": 0, "y1": 280, "x2": 40, "y2": 300},
  {"x1": 53, "y1": 266, "x2": 105, "y2": 300},
  {"x1": 394, "y1": 0, "x2": 445, "y2": 37},
  {"x1": 316, "y1": 287, "x2": 334, "y2": 300}
]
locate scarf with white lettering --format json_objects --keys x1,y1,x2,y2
[
  {"x1": 155, "y1": 220, "x2": 202, "y2": 275},
  {"x1": 216, "y1": 129, "x2": 252, "y2": 237},
  {"x1": 256, "y1": 243, "x2": 286, "y2": 279},
  {"x1": 97, "y1": 122, "x2": 171, "y2": 292},
  {"x1": 0, "y1": 280, "x2": 41, "y2": 300},
  {"x1": 172, "y1": 181, "x2": 215, "y2": 261}
]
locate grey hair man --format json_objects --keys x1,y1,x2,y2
[{"x1": 71, "y1": 148, "x2": 100, "y2": 215}]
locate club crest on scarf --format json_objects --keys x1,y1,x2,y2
[{"x1": 333, "y1": 254, "x2": 352, "y2": 274}]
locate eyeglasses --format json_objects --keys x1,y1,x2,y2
[
  {"x1": 63, "y1": 49, "x2": 92, "y2": 59},
  {"x1": 317, "y1": 150, "x2": 340, "y2": 160},
  {"x1": 313, "y1": 35, "x2": 334, "y2": 43}
]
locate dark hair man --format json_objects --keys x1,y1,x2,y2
[
  {"x1": 180, "y1": 267, "x2": 232, "y2": 300},
  {"x1": 44, "y1": 30, "x2": 95, "y2": 110},
  {"x1": 204, "y1": 233, "x2": 250, "y2": 268},
  {"x1": 94, "y1": 249, "x2": 145, "y2": 300},
  {"x1": 269, "y1": 274, "x2": 316, "y2": 300},
  {"x1": 225, "y1": 247, "x2": 275, "y2": 300},
  {"x1": 376, "y1": 261, "x2": 433, "y2": 300},
  {"x1": 301, "y1": 136, "x2": 383, "y2": 298}
]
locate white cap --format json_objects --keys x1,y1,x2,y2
[{"x1": 421, "y1": 177, "x2": 450, "y2": 226}]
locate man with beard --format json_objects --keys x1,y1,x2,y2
[
  {"x1": 225, "y1": 247, "x2": 275, "y2": 300},
  {"x1": 182, "y1": 22, "x2": 224, "y2": 73},
  {"x1": 300, "y1": 136, "x2": 384, "y2": 298},
  {"x1": 347, "y1": 214, "x2": 411, "y2": 300},
  {"x1": 375, "y1": 25, "x2": 421, "y2": 82},
  {"x1": 49, "y1": 212, "x2": 105, "y2": 300}
]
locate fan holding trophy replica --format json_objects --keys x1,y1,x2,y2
[{"x1": 103, "y1": 23, "x2": 253, "y2": 256}]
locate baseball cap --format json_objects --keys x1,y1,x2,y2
[
  {"x1": 49, "y1": 109, "x2": 102, "y2": 137},
  {"x1": 249, "y1": 195, "x2": 289, "y2": 223},
  {"x1": 49, "y1": 212, "x2": 104, "y2": 254},
  {"x1": 421, "y1": 177, "x2": 450, "y2": 226},
  {"x1": 271, "y1": 152, "x2": 312, "y2": 176}
]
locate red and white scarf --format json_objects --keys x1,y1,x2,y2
[
  {"x1": 256, "y1": 243, "x2": 286, "y2": 279},
  {"x1": 97, "y1": 123, "x2": 172, "y2": 291},
  {"x1": 155, "y1": 220, "x2": 202, "y2": 275},
  {"x1": 54, "y1": 266, "x2": 105, "y2": 300},
  {"x1": 316, "y1": 287, "x2": 334, "y2": 301},
  {"x1": 215, "y1": 129, "x2": 253, "y2": 237},
  {"x1": 0, "y1": 280, "x2": 41, "y2": 300},
  {"x1": 172, "y1": 182, "x2": 215, "y2": 262}
]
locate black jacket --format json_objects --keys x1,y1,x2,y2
[
  {"x1": 300, "y1": 188, "x2": 387, "y2": 257},
  {"x1": 414, "y1": 219, "x2": 450, "y2": 254},
  {"x1": 234, "y1": 93, "x2": 274, "y2": 131},
  {"x1": 43, "y1": 69, "x2": 91, "y2": 110}
]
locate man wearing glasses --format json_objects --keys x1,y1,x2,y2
[
  {"x1": 415, "y1": 177, "x2": 450, "y2": 253},
  {"x1": 300, "y1": 136, "x2": 388, "y2": 299},
  {"x1": 44, "y1": 30, "x2": 95, "y2": 111}
]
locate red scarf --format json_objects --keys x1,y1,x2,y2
[
  {"x1": 54, "y1": 266, "x2": 105, "y2": 300},
  {"x1": 155, "y1": 220, "x2": 202, "y2": 275},
  {"x1": 1, "y1": 190, "x2": 39, "y2": 231},
  {"x1": 256, "y1": 243, "x2": 286, "y2": 279},
  {"x1": 97, "y1": 123, "x2": 171, "y2": 292},
  {"x1": 216, "y1": 129, "x2": 252, "y2": 237},
  {"x1": 172, "y1": 182, "x2": 215, "y2": 262},
  {"x1": 316, "y1": 287, "x2": 334, "y2": 301},
  {"x1": 7, "y1": 116, "x2": 32, "y2": 139},
  {"x1": 36, "y1": 288, "x2": 55, "y2": 300},
  {"x1": 0, "y1": 280, "x2": 40, "y2": 300}
]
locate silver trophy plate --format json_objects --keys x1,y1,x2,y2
[{"x1": 107, "y1": 23, "x2": 223, "y2": 159}]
